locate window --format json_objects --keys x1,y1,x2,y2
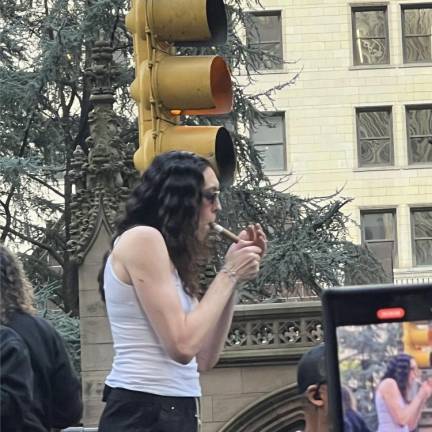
[
  {"x1": 411, "y1": 208, "x2": 432, "y2": 266},
  {"x1": 402, "y1": 5, "x2": 432, "y2": 63},
  {"x1": 356, "y1": 107, "x2": 393, "y2": 167},
  {"x1": 247, "y1": 12, "x2": 283, "y2": 70},
  {"x1": 251, "y1": 113, "x2": 286, "y2": 171},
  {"x1": 406, "y1": 105, "x2": 432, "y2": 164},
  {"x1": 361, "y1": 210, "x2": 397, "y2": 271},
  {"x1": 352, "y1": 6, "x2": 389, "y2": 65}
]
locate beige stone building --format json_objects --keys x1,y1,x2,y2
[{"x1": 246, "y1": 0, "x2": 432, "y2": 282}]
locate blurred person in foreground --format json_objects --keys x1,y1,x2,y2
[
  {"x1": 0, "y1": 244, "x2": 82, "y2": 432},
  {"x1": 297, "y1": 343, "x2": 331, "y2": 432},
  {"x1": 0, "y1": 325, "x2": 33, "y2": 431}
]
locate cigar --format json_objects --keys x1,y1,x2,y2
[{"x1": 210, "y1": 223, "x2": 240, "y2": 243}]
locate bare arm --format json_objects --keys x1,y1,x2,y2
[
  {"x1": 411, "y1": 379, "x2": 432, "y2": 429},
  {"x1": 196, "y1": 292, "x2": 236, "y2": 371},
  {"x1": 379, "y1": 379, "x2": 430, "y2": 430},
  {"x1": 113, "y1": 226, "x2": 262, "y2": 364},
  {"x1": 196, "y1": 224, "x2": 267, "y2": 371}
]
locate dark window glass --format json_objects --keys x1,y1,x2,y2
[
  {"x1": 356, "y1": 107, "x2": 393, "y2": 166},
  {"x1": 361, "y1": 210, "x2": 397, "y2": 271},
  {"x1": 402, "y1": 5, "x2": 432, "y2": 63},
  {"x1": 352, "y1": 7, "x2": 389, "y2": 65},
  {"x1": 251, "y1": 113, "x2": 286, "y2": 171},
  {"x1": 411, "y1": 208, "x2": 432, "y2": 266},
  {"x1": 406, "y1": 105, "x2": 432, "y2": 164},
  {"x1": 247, "y1": 12, "x2": 283, "y2": 70}
]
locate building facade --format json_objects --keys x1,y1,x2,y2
[{"x1": 246, "y1": 0, "x2": 432, "y2": 283}]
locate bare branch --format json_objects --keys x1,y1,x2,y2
[{"x1": 0, "y1": 225, "x2": 64, "y2": 267}]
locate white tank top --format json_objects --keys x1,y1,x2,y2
[
  {"x1": 104, "y1": 255, "x2": 201, "y2": 397},
  {"x1": 375, "y1": 392, "x2": 409, "y2": 432}
]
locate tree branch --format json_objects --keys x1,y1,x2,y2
[
  {"x1": 0, "y1": 225, "x2": 64, "y2": 267},
  {"x1": 26, "y1": 172, "x2": 65, "y2": 198}
]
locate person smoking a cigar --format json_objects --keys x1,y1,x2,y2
[{"x1": 98, "y1": 151, "x2": 267, "y2": 432}]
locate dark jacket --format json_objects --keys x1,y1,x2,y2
[
  {"x1": 4, "y1": 311, "x2": 83, "y2": 431},
  {"x1": 0, "y1": 325, "x2": 34, "y2": 431},
  {"x1": 345, "y1": 408, "x2": 371, "y2": 432}
]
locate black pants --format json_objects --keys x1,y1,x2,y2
[{"x1": 98, "y1": 386, "x2": 199, "y2": 432}]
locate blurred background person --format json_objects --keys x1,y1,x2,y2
[
  {"x1": 375, "y1": 353, "x2": 432, "y2": 432},
  {"x1": 341, "y1": 385, "x2": 371, "y2": 432},
  {"x1": 0, "y1": 244, "x2": 82, "y2": 432}
]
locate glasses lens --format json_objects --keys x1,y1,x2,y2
[{"x1": 203, "y1": 191, "x2": 220, "y2": 204}]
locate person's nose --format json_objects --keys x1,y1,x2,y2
[{"x1": 214, "y1": 196, "x2": 222, "y2": 212}]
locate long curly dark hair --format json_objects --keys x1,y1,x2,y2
[
  {"x1": 382, "y1": 353, "x2": 412, "y2": 401},
  {"x1": 0, "y1": 244, "x2": 35, "y2": 324},
  {"x1": 99, "y1": 151, "x2": 212, "y2": 300}
]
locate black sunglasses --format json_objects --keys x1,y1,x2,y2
[{"x1": 202, "y1": 190, "x2": 221, "y2": 205}]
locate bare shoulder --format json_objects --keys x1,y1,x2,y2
[
  {"x1": 119, "y1": 226, "x2": 164, "y2": 246},
  {"x1": 379, "y1": 378, "x2": 399, "y2": 395},
  {"x1": 114, "y1": 226, "x2": 168, "y2": 259}
]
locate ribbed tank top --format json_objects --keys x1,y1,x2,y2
[
  {"x1": 375, "y1": 393, "x2": 409, "y2": 432},
  {"x1": 104, "y1": 255, "x2": 201, "y2": 397}
]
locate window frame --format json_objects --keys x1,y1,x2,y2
[
  {"x1": 405, "y1": 104, "x2": 432, "y2": 165},
  {"x1": 410, "y1": 207, "x2": 432, "y2": 267},
  {"x1": 356, "y1": 106, "x2": 394, "y2": 168},
  {"x1": 361, "y1": 208, "x2": 398, "y2": 268},
  {"x1": 351, "y1": 5, "x2": 390, "y2": 66},
  {"x1": 246, "y1": 10, "x2": 284, "y2": 71},
  {"x1": 401, "y1": 3, "x2": 432, "y2": 64},
  {"x1": 251, "y1": 112, "x2": 287, "y2": 172}
]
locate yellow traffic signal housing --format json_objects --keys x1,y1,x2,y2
[
  {"x1": 126, "y1": 0, "x2": 236, "y2": 185},
  {"x1": 402, "y1": 322, "x2": 432, "y2": 368}
]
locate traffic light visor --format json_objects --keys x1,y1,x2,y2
[
  {"x1": 159, "y1": 125, "x2": 236, "y2": 185},
  {"x1": 149, "y1": 0, "x2": 228, "y2": 46}
]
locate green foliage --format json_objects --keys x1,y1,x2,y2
[{"x1": 34, "y1": 279, "x2": 81, "y2": 373}]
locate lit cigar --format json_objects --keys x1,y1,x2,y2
[{"x1": 210, "y1": 223, "x2": 240, "y2": 243}]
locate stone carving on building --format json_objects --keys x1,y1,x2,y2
[
  {"x1": 68, "y1": 37, "x2": 138, "y2": 263},
  {"x1": 220, "y1": 301, "x2": 322, "y2": 366}
]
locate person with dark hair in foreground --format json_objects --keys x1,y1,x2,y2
[
  {"x1": 98, "y1": 151, "x2": 267, "y2": 432},
  {"x1": 0, "y1": 245, "x2": 83, "y2": 432},
  {"x1": 297, "y1": 344, "x2": 331, "y2": 432},
  {"x1": 375, "y1": 353, "x2": 432, "y2": 432}
]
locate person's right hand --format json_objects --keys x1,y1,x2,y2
[
  {"x1": 223, "y1": 239, "x2": 262, "y2": 282},
  {"x1": 419, "y1": 380, "x2": 432, "y2": 400}
]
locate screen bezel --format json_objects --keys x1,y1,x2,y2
[{"x1": 322, "y1": 283, "x2": 432, "y2": 432}]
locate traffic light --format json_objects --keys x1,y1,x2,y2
[
  {"x1": 126, "y1": 0, "x2": 236, "y2": 185},
  {"x1": 402, "y1": 322, "x2": 432, "y2": 368}
]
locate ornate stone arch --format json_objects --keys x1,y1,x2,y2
[{"x1": 219, "y1": 383, "x2": 305, "y2": 432}]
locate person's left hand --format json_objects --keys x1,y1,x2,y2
[{"x1": 238, "y1": 223, "x2": 267, "y2": 257}]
